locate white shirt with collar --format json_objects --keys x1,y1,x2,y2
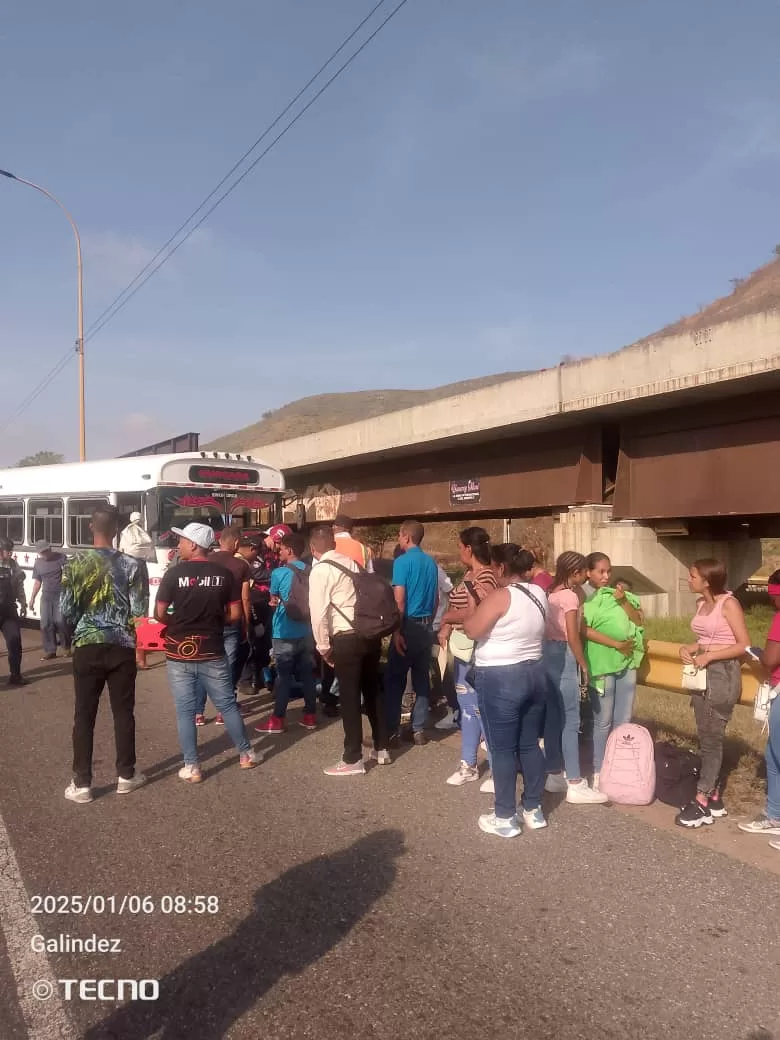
[{"x1": 308, "y1": 549, "x2": 360, "y2": 656}]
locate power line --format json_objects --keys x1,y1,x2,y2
[
  {"x1": 83, "y1": 0, "x2": 393, "y2": 340},
  {"x1": 85, "y1": 0, "x2": 410, "y2": 342},
  {"x1": 4, "y1": 0, "x2": 411, "y2": 436},
  {"x1": 0, "y1": 347, "x2": 74, "y2": 435}
]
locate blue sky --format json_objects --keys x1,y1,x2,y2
[{"x1": 2, "y1": 0, "x2": 779, "y2": 464}]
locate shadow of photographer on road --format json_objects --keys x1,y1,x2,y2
[{"x1": 86, "y1": 829, "x2": 404, "y2": 1040}]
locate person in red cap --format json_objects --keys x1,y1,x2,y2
[{"x1": 249, "y1": 524, "x2": 292, "y2": 690}]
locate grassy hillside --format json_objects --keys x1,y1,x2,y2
[{"x1": 203, "y1": 372, "x2": 528, "y2": 452}]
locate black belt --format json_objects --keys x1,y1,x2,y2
[{"x1": 407, "y1": 615, "x2": 433, "y2": 624}]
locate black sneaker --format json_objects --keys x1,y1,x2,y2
[
  {"x1": 675, "y1": 799, "x2": 713, "y2": 828},
  {"x1": 7, "y1": 674, "x2": 26, "y2": 687},
  {"x1": 708, "y1": 793, "x2": 728, "y2": 818}
]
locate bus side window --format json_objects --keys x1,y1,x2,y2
[
  {"x1": 116, "y1": 493, "x2": 143, "y2": 534},
  {"x1": 0, "y1": 499, "x2": 24, "y2": 546},
  {"x1": 29, "y1": 498, "x2": 64, "y2": 547},
  {"x1": 68, "y1": 498, "x2": 110, "y2": 547}
]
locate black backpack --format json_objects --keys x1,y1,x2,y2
[
  {"x1": 323, "y1": 560, "x2": 401, "y2": 640},
  {"x1": 283, "y1": 564, "x2": 311, "y2": 623},
  {"x1": 0, "y1": 562, "x2": 17, "y2": 616},
  {"x1": 654, "y1": 741, "x2": 701, "y2": 808}
]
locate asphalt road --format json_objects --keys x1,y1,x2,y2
[{"x1": 0, "y1": 631, "x2": 778, "y2": 1040}]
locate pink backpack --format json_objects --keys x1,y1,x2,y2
[{"x1": 599, "y1": 724, "x2": 656, "y2": 805}]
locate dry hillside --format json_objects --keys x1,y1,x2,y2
[
  {"x1": 206, "y1": 253, "x2": 780, "y2": 452},
  {"x1": 204, "y1": 372, "x2": 528, "y2": 452},
  {"x1": 640, "y1": 254, "x2": 780, "y2": 342}
]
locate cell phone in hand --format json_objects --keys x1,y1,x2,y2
[{"x1": 745, "y1": 646, "x2": 763, "y2": 662}]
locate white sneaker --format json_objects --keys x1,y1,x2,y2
[
  {"x1": 369, "y1": 748, "x2": 392, "y2": 766},
  {"x1": 240, "y1": 748, "x2": 263, "y2": 770},
  {"x1": 323, "y1": 759, "x2": 366, "y2": 776},
  {"x1": 566, "y1": 778, "x2": 608, "y2": 804},
  {"x1": 480, "y1": 776, "x2": 495, "y2": 794},
  {"x1": 64, "y1": 781, "x2": 93, "y2": 804},
  {"x1": 478, "y1": 812, "x2": 521, "y2": 838},
  {"x1": 178, "y1": 764, "x2": 203, "y2": 784},
  {"x1": 522, "y1": 806, "x2": 548, "y2": 830},
  {"x1": 116, "y1": 772, "x2": 146, "y2": 795},
  {"x1": 435, "y1": 708, "x2": 459, "y2": 731},
  {"x1": 446, "y1": 761, "x2": 479, "y2": 786},
  {"x1": 738, "y1": 815, "x2": 780, "y2": 835},
  {"x1": 544, "y1": 773, "x2": 568, "y2": 793}
]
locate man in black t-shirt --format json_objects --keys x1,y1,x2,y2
[{"x1": 155, "y1": 523, "x2": 260, "y2": 784}]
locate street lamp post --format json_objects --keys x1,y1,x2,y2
[{"x1": 0, "y1": 168, "x2": 86, "y2": 461}]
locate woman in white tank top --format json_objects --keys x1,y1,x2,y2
[{"x1": 463, "y1": 545, "x2": 548, "y2": 839}]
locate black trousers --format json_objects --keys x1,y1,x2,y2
[
  {"x1": 72, "y1": 644, "x2": 137, "y2": 788},
  {"x1": 0, "y1": 614, "x2": 22, "y2": 677},
  {"x1": 331, "y1": 633, "x2": 386, "y2": 764}
]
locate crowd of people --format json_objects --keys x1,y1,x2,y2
[{"x1": 0, "y1": 506, "x2": 778, "y2": 849}]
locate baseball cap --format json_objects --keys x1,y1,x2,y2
[
  {"x1": 263, "y1": 524, "x2": 292, "y2": 542},
  {"x1": 171, "y1": 523, "x2": 216, "y2": 550},
  {"x1": 35, "y1": 539, "x2": 52, "y2": 554}
]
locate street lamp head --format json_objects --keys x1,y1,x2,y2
[{"x1": 0, "y1": 169, "x2": 18, "y2": 180}]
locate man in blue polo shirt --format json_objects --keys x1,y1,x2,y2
[{"x1": 385, "y1": 520, "x2": 439, "y2": 746}]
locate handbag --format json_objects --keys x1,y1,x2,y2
[
  {"x1": 681, "y1": 663, "x2": 708, "y2": 692},
  {"x1": 448, "y1": 581, "x2": 481, "y2": 663},
  {"x1": 681, "y1": 625, "x2": 715, "y2": 693},
  {"x1": 754, "y1": 682, "x2": 779, "y2": 725}
]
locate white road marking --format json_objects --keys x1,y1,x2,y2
[{"x1": 0, "y1": 806, "x2": 76, "y2": 1039}]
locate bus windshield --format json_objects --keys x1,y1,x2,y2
[{"x1": 153, "y1": 488, "x2": 277, "y2": 546}]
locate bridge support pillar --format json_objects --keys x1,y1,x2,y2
[{"x1": 554, "y1": 505, "x2": 762, "y2": 618}]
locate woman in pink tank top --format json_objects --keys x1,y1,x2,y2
[{"x1": 677, "y1": 558, "x2": 749, "y2": 829}]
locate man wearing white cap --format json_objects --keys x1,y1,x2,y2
[{"x1": 155, "y1": 522, "x2": 260, "y2": 783}]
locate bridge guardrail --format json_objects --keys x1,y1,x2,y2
[{"x1": 639, "y1": 640, "x2": 764, "y2": 705}]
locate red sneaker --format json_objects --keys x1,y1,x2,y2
[
  {"x1": 195, "y1": 713, "x2": 206, "y2": 727},
  {"x1": 214, "y1": 713, "x2": 225, "y2": 726},
  {"x1": 255, "y1": 716, "x2": 286, "y2": 735},
  {"x1": 299, "y1": 713, "x2": 317, "y2": 731}
]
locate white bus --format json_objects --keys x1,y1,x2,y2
[{"x1": 0, "y1": 452, "x2": 285, "y2": 613}]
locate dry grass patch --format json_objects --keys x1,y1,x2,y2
[{"x1": 633, "y1": 685, "x2": 766, "y2": 814}]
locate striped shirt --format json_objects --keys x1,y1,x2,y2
[{"x1": 448, "y1": 566, "x2": 498, "y2": 613}]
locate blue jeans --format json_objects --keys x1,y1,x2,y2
[
  {"x1": 589, "y1": 668, "x2": 637, "y2": 772},
  {"x1": 766, "y1": 694, "x2": 780, "y2": 821},
  {"x1": 543, "y1": 640, "x2": 582, "y2": 779},
  {"x1": 454, "y1": 658, "x2": 490, "y2": 769},
  {"x1": 195, "y1": 623, "x2": 241, "y2": 715},
  {"x1": 273, "y1": 637, "x2": 316, "y2": 717},
  {"x1": 475, "y1": 660, "x2": 546, "y2": 820},
  {"x1": 384, "y1": 619, "x2": 433, "y2": 734},
  {"x1": 40, "y1": 592, "x2": 70, "y2": 656},
  {"x1": 167, "y1": 656, "x2": 251, "y2": 765}
]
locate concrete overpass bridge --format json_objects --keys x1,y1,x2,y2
[{"x1": 241, "y1": 306, "x2": 780, "y2": 616}]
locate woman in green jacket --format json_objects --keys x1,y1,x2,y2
[{"x1": 583, "y1": 553, "x2": 645, "y2": 788}]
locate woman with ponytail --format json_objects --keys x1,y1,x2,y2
[
  {"x1": 439, "y1": 527, "x2": 497, "y2": 790},
  {"x1": 542, "y1": 552, "x2": 607, "y2": 804},
  {"x1": 463, "y1": 544, "x2": 548, "y2": 838}
]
